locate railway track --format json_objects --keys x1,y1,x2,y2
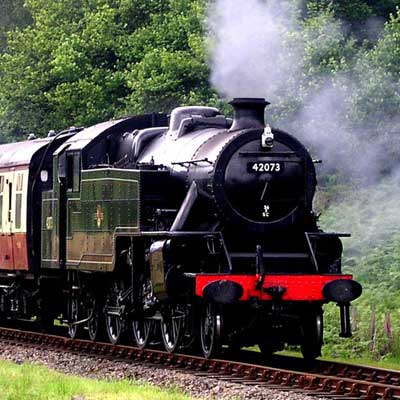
[{"x1": 0, "y1": 326, "x2": 398, "y2": 400}]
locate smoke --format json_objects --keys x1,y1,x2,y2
[
  {"x1": 207, "y1": 0, "x2": 400, "y2": 259},
  {"x1": 208, "y1": 0, "x2": 302, "y2": 100},
  {"x1": 207, "y1": 0, "x2": 400, "y2": 181}
]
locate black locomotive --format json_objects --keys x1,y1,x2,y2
[{"x1": 0, "y1": 98, "x2": 361, "y2": 359}]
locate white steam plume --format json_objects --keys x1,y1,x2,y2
[
  {"x1": 207, "y1": 0, "x2": 400, "y2": 181},
  {"x1": 208, "y1": 0, "x2": 302, "y2": 100},
  {"x1": 207, "y1": 0, "x2": 400, "y2": 256}
]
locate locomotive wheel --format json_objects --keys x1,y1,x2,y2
[
  {"x1": 106, "y1": 313, "x2": 122, "y2": 344},
  {"x1": 105, "y1": 281, "x2": 124, "y2": 344},
  {"x1": 132, "y1": 318, "x2": 154, "y2": 349},
  {"x1": 87, "y1": 292, "x2": 100, "y2": 341},
  {"x1": 68, "y1": 296, "x2": 83, "y2": 339},
  {"x1": 38, "y1": 298, "x2": 55, "y2": 333},
  {"x1": 132, "y1": 276, "x2": 154, "y2": 348},
  {"x1": 200, "y1": 303, "x2": 223, "y2": 359},
  {"x1": 300, "y1": 311, "x2": 323, "y2": 361},
  {"x1": 160, "y1": 305, "x2": 183, "y2": 353},
  {"x1": 258, "y1": 340, "x2": 284, "y2": 358}
]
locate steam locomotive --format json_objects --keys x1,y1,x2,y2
[{"x1": 0, "y1": 98, "x2": 361, "y2": 359}]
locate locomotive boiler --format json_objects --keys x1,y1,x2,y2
[{"x1": 0, "y1": 98, "x2": 361, "y2": 359}]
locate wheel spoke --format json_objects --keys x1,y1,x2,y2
[
  {"x1": 172, "y1": 317, "x2": 177, "y2": 341},
  {"x1": 160, "y1": 306, "x2": 182, "y2": 353},
  {"x1": 200, "y1": 303, "x2": 222, "y2": 359},
  {"x1": 87, "y1": 293, "x2": 99, "y2": 341},
  {"x1": 105, "y1": 281, "x2": 124, "y2": 344},
  {"x1": 133, "y1": 318, "x2": 153, "y2": 348},
  {"x1": 68, "y1": 297, "x2": 79, "y2": 339}
]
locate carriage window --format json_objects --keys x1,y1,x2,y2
[
  {"x1": 16, "y1": 173, "x2": 23, "y2": 191},
  {"x1": 15, "y1": 173, "x2": 23, "y2": 230},
  {"x1": 15, "y1": 194, "x2": 22, "y2": 229},
  {"x1": 8, "y1": 182, "x2": 12, "y2": 223}
]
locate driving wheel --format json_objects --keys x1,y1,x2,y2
[
  {"x1": 200, "y1": 303, "x2": 223, "y2": 359},
  {"x1": 105, "y1": 281, "x2": 124, "y2": 344},
  {"x1": 160, "y1": 305, "x2": 183, "y2": 353}
]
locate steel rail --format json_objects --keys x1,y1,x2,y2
[
  {"x1": 0, "y1": 326, "x2": 399, "y2": 400},
  {"x1": 237, "y1": 352, "x2": 400, "y2": 388}
]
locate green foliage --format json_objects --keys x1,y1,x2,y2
[
  {"x1": 0, "y1": 0, "x2": 213, "y2": 139},
  {"x1": 319, "y1": 183, "x2": 400, "y2": 360},
  {"x1": 350, "y1": 10, "x2": 400, "y2": 123},
  {"x1": 122, "y1": 0, "x2": 215, "y2": 113},
  {"x1": 0, "y1": 0, "x2": 126, "y2": 138},
  {"x1": 1, "y1": 0, "x2": 400, "y2": 143},
  {"x1": 302, "y1": 6, "x2": 358, "y2": 77},
  {"x1": 307, "y1": 0, "x2": 399, "y2": 22},
  {"x1": 0, "y1": 0, "x2": 32, "y2": 52}
]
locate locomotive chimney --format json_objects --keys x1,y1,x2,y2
[{"x1": 229, "y1": 98, "x2": 270, "y2": 131}]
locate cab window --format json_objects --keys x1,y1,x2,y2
[{"x1": 67, "y1": 153, "x2": 81, "y2": 192}]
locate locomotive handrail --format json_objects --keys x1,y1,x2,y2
[
  {"x1": 115, "y1": 229, "x2": 232, "y2": 273},
  {"x1": 305, "y1": 231, "x2": 351, "y2": 273},
  {"x1": 230, "y1": 252, "x2": 309, "y2": 259},
  {"x1": 307, "y1": 232, "x2": 351, "y2": 237},
  {"x1": 171, "y1": 158, "x2": 212, "y2": 166},
  {"x1": 115, "y1": 228, "x2": 222, "y2": 237},
  {"x1": 239, "y1": 151, "x2": 297, "y2": 157}
]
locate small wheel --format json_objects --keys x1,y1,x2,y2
[
  {"x1": 301, "y1": 312, "x2": 323, "y2": 361},
  {"x1": 160, "y1": 305, "x2": 183, "y2": 353},
  {"x1": 38, "y1": 298, "x2": 54, "y2": 333},
  {"x1": 200, "y1": 303, "x2": 222, "y2": 359},
  {"x1": 258, "y1": 340, "x2": 284, "y2": 358},
  {"x1": 105, "y1": 281, "x2": 124, "y2": 344},
  {"x1": 132, "y1": 318, "x2": 154, "y2": 348},
  {"x1": 87, "y1": 293, "x2": 100, "y2": 341},
  {"x1": 258, "y1": 341, "x2": 274, "y2": 358},
  {"x1": 68, "y1": 296, "x2": 82, "y2": 339}
]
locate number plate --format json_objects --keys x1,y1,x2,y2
[{"x1": 247, "y1": 162, "x2": 284, "y2": 173}]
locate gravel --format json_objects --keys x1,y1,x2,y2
[{"x1": 0, "y1": 339, "x2": 326, "y2": 400}]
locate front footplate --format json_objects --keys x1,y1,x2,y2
[{"x1": 195, "y1": 274, "x2": 361, "y2": 303}]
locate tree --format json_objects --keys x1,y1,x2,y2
[
  {"x1": 0, "y1": 0, "x2": 32, "y2": 52},
  {"x1": 0, "y1": 0, "x2": 214, "y2": 140},
  {"x1": 122, "y1": 0, "x2": 215, "y2": 114}
]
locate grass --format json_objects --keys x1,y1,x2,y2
[
  {"x1": 246, "y1": 346, "x2": 400, "y2": 371},
  {"x1": 0, "y1": 360, "x2": 191, "y2": 400},
  {"x1": 278, "y1": 349, "x2": 400, "y2": 370}
]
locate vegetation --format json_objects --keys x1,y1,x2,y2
[
  {"x1": 1, "y1": 0, "x2": 400, "y2": 363},
  {"x1": 0, "y1": 0, "x2": 214, "y2": 140},
  {"x1": 0, "y1": 359, "x2": 190, "y2": 400},
  {"x1": 319, "y1": 183, "x2": 400, "y2": 362}
]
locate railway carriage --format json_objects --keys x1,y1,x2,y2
[{"x1": 0, "y1": 98, "x2": 361, "y2": 359}]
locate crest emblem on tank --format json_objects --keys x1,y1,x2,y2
[{"x1": 95, "y1": 204, "x2": 104, "y2": 228}]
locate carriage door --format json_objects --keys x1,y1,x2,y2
[
  {"x1": 12, "y1": 171, "x2": 28, "y2": 269},
  {"x1": 0, "y1": 174, "x2": 14, "y2": 269},
  {"x1": 0, "y1": 171, "x2": 16, "y2": 269}
]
